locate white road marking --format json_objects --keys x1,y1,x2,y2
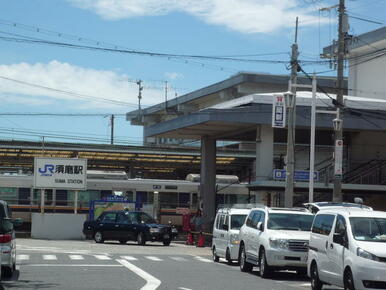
[
  {"x1": 179, "y1": 287, "x2": 193, "y2": 290},
  {"x1": 145, "y1": 256, "x2": 163, "y2": 261},
  {"x1": 69, "y1": 255, "x2": 84, "y2": 260},
  {"x1": 170, "y1": 257, "x2": 187, "y2": 262},
  {"x1": 17, "y1": 254, "x2": 30, "y2": 261},
  {"x1": 194, "y1": 256, "x2": 212, "y2": 263},
  {"x1": 117, "y1": 259, "x2": 161, "y2": 290},
  {"x1": 93, "y1": 255, "x2": 111, "y2": 260},
  {"x1": 121, "y1": 256, "x2": 138, "y2": 261},
  {"x1": 24, "y1": 264, "x2": 123, "y2": 267},
  {"x1": 43, "y1": 255, "x2": 57, "y2": 260}
]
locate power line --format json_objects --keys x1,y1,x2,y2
[{"x1": 0, "y1": 75, "x2": 140, "y2": 107}]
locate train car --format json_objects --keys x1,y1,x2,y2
[{"x1": 0, "y1": 171, "x2": 250, "y2": 226}]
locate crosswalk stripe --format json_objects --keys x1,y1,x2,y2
[
  {"x1": 121, "y1": 256, "x2": 138, "y2": 261},
  {"x1": 170, "y1": 257, "x2": 187, "y2": 262},
  {"x1": 145, "y1": 256, "x2": 163, "y2": 261},
  {"x1": 194, "y1": 256, "x2": 212, "y2": 263},
  {"x1": 43, "y1": 255, "x2": 57, "y2": 260},
  {"x1": 69, "y1": 255, "x2": 84, "y2": 260},
  {"x1": 17, "y1": 254, "x2": 30, "y2": 261},
  {"x1": 93, "y1": 255, "x2": 111, "y2": 260}
]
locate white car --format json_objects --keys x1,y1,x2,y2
[
  {"x1": 308, "y1": 207, "x2": 386, "y2": 290},
  {"x1": 212, "y1": 207, "x2": 250, "y2": 264},
  {"x1": 0, "y1": 200, "x2": 22, "y2": 278},
  {"x1": 238, "y1": 207, "x2": 314, "y2": 278}
]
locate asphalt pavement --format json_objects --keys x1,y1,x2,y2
[{"x1": 0, "y1": 239, "x2": 342, "y2": 290}]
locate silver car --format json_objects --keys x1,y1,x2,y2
[{"x1": 0, "y1": 200, "x2": 22, "y2": 278}]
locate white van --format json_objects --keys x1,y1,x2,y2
[
  {"x1": 212, "y1": 207, "x2": 250, "y2": 264},
  {"x1": 308, "y1": 207, "x2": 386, "y2": 290}
]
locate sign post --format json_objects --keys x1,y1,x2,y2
[
  {"x1": 272, "y1": 94, "x2": 286, "y2": 128},
  {"x1": 34, "y1": 157, "x2": 87, "y2": 214}
]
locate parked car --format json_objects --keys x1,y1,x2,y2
[
  {"x1": 308, "y1": 207, "x2": 386, "y2": 290},
  {"x1": 212, "y1": 206, "x2": 250, "y2": 264},
  {"x1": 238, "y1": 206, "x2": 314, "y2": 278},
  {"x1": 0, "y1": 200, "x2": 22, "y2": 278},
  {"x1": 83, "y1": 210, "x2": 177, "y2": 246},
  {"x1": 304, "y1": 200, "x2": 372, "y2": 214}
]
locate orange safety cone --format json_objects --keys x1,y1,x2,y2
[
  {"x1": 197, "y1": 232, "x2": 205, "y2": 247},
  {"x1": 186, "y1": 232, "x2": 194, "y2": 245}
]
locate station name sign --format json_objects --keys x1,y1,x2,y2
[{"x1": 34, "y1": 157, "x2": 87, "y2": 190}]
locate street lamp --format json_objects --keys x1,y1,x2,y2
[{"x1": 333, "y1": 117, "x2": 343, "y2": 132}]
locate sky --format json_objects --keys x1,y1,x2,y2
[{"x1": 0, "y1": 0, "x2": 385, "y2": 146}]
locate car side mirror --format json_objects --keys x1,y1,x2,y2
[
  {"x1": 222, "y1": 224, "x2": 229, "y2": 231},
  {"x1": 12, "y1": 218, "x2": 23, "y2": 228},
  {"x1": 257, "y1": 222, "x2": 264, "y2": 231},
  {"x1": 333, "y1": 232, "x2": 344, "y2": 245}
]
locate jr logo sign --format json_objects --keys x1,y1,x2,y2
[{"x1": 38, "y1": 164, "x2": 55, "y2": 176}]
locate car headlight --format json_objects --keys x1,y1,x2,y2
[
  {"x1": 357, "y1": 248, "x2": 380, "y2": 262},
  {"x1": 230, "y1": 233, "x2": 240, "y2": 245},
  {"x1": 149, "y1": 228, "x2": 161, "y2": 233},
  {"x1": 269, "y1": 238, "x2": 289, "y2": 249}
]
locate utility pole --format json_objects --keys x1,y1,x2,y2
[
  {"x1": 284, "y1": 17, "x2": 299, "y2": 208},
  {"x1": 136, "y1": 80, "x2": 143, "y2": 116},
  {"x1": 110, "y1": 114, "x2": 114, "y2": 145},
  {"x1": 333, "y1": 0, "x2": 346, "y2": 202},
  {"x1": 165, "y1": 81, "x2": 168, "y2": 111}
]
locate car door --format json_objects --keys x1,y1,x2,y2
[
  {"x1": 95, "y1": 212, "x2": 117, "y2": 240},
  {"x1": 217, "y1": 214, "x2": 227, "y2": 256},
  {"x1": 250, "y1": 210, "x2": 264, "y2": 259},
  {"x1": 115, "y1": 213, "x2": 135, "y2": 240},
  {"x1": 326, "y1": 214, "x2": 347, "y2": 287},
  {"x1": 244, "y1": 211, "x2": 256, "y2": 257}
]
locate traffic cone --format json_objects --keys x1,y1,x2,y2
[
  {"x1": 186, "y1": 232, "x2": 194, "y2": 245},
  {"x1": 197, "y1": 232, "x2": 205, "y2": 247}
]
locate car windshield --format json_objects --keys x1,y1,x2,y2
[
  {"x1": 128, "y1": 212, "x2": 156, "y2": 224},
  {"x1": 230, "y1": 214, "x2": 247, "y2": 230},
  {"x1": 267, "y1": 213, "x2": 314, "y2": 231},
  {"x1": 350, "y1": 217, "x2": 386, "y2": 242}
]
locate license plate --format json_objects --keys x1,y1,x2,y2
[{"x1": 163, "y1": 234, "x2": 170, "y2": 239}]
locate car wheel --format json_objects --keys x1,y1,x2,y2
[
  {"x1": 310, "y1": 262, "x2": 323, "y2": 290},
  {"x1": 259, "y1": 249, "x2": 272, "y2": 278},
  {"x1": 137, "y1": 232, "x2": 146, "y2": 246},
  {"x1": 212, "y1": 247, "x2": 219, "y2": 262},
  {"x1": 119, "y1": 240, "x2": 127, "y2": 244},
  {"x1": 239, "y1": 245, "x2": 253, "y2": 272},
  {"x1": 344, "y1": 269, "x2": 355, "y2": 290},
  {"x1": 226, "y1": 248, "x2": 233, "y2": 265},
  {"x1": 163, "y1": 239, "x2": 171, "y2": 246},
  {"x1": 94, "y1": 231, "x2": 104, "y2": 243},
  {"x1": 2, "y1": 266, "x2": 13, "y2": 278}
]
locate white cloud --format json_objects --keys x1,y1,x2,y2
[
  {"x1": 0, "y1": 61, "x2": 165, "y2": 109},
  {"x1": 68, "y1": 0, "x2": 326, "y2": 34},
  {"x1": 165, "y1": 72, "x2": 183, "y2": 80}
]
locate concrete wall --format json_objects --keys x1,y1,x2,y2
[
  {"x1": 349, "y1": 38, "x2": 386, "y2": 99},
  {"x1": 31, "y1": 213, "x2": 87, "y2": 240},
  {"x1": 350, "y1": 131, "x2": 386, "y2": 165}
]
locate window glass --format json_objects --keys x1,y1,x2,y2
[
  {"x1": 334, "y1": 215, "x2": 347, "y2": 235},
  {"x1": 224, "y1": 215, "x2": 229, "y2": 227},
  {"x1": 218, "y1": 214, "x2": 225, "y2": 229},
  {"x1": 231, "y1": 214, "x2": 247, "y2": 230},
  {"x1": 350, "y1": 217, "x2": 386, "y2": 242},
  {"x1": 101, "y1": 213, "x2": 116, "y2": 223},
  {"x1": 246, "y1": 212, "x2": 254, "y2": 227},
  {"x1": 312, "y1": 214, "x2": 335, "y2": 235},
  {"x1": 251, "y1": 211, "x2": 262, "y2": 228},
  {"x1": 117, "y1": 213, "x2": 130, "y2": 224},
  {"x1": 268, "y1": 213, "x2": 314, "y2": 231},
  {"x1": 127, "y1": 212, "x2": 156, "y2": 224},
  {"x1": 215, "y1": 214, "x2": 221, "y2": 229}
]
